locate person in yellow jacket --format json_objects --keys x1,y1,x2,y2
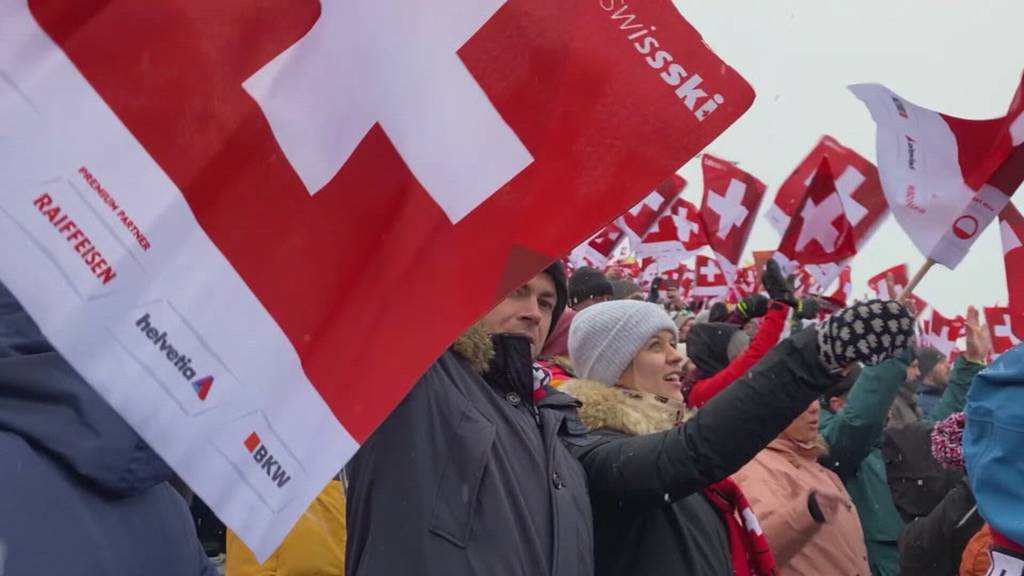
[{"x1": 226, "y1": 479, "x2": 346, "y2": 575}]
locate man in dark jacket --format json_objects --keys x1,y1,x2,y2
[
  {"x1": 0, "y1": 284, "x2": 215, "y2": 576},
  {"x1": 346, "y1": 255, "x2": 916, "y2": 576}
]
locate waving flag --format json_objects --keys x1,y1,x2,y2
[
  {"x1": 866, "y1": 263, "x2": 929, "y2": 313},
  {"x1": 615, "y1": 174, "x2": 687, "y2": 249},
  {"x1": 693, "y1": 254, "x2": 729, "y2": 298},
  {"x1": 985, "y1": 305, "x2": 1022, "y2": 354},
  {"x1": 921, "y1": 309, "x2": 966, "y2": 360},
  {"x1": 825, "y1": 265, "x2": 853, "y2": 306},
  {"x1": 636, "y1": 195, "x2": 706, "y2": 265},
  {"x1": 775, "y1": 159, "x2": 857, "y2": 270},
  {"x1": 767, "y1": 135, "x2": 889, "y2": 244},
  {"x1": 851, "y1": 73, "x2": 1024, "y2": 268},
  {"x1": 700, "y1": 154, "x2": 765, "y2": 277},
  {"x1": 568, "y1": 223, "x2": 624, "y2": 269},
  {"x1": 0, "y1": 0, "x2": 754, "y2": 557}
]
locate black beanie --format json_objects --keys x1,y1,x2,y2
[
  {"x1": 915, "y1": 346, "x2": 945, "y2": 378},
  {"x1": 568, "y1": 266, "x2": 613, "y2": 307},
  {"x1": 686, "y1": 322, "x2": 739, "y2": 378},
  {"x1": 543, "y1": 261, "x2": 569, "y2": 339}
]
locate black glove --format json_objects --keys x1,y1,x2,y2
[
  {"x1": 737, "y1": 294, "x2": 769, "y2": 320},
  {"x1": 817, "y1": 300, "x2": 915, "y2": 373},
  {"x1": 796, "y1": 297, "x2": 820, "y2": 320},
  {"x1": 763, "y1": 259, "x2": 797, "y2": 308}
]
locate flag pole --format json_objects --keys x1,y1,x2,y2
[{"x1": 898, "y1": 259, "x2": 936, "y2": 302}]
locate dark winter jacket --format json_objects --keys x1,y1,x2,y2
[
  {"x1": 882, "y1": 421, "x2": 962, "y2": 523},
  {"x1": 562, "y1": 326, "x2": 841, "y2": 576},
  {"x1": 0, "y1": 284, "x2": 215, "y2": 576},
  {"x1": 898, "y1": 477, "x2": 983, "y2": 576},
  {"x1": 345, "y1": 329, "x2": 593, "y2": 576}
]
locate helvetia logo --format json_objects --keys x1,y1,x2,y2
[
  {"x1": 192, "y1": 376, "x2": 214, "y2": 401},
  {"x1": 136, "y1": 313, "x2": 212, "y2": 400},
  {"x1": 244, "y1": 432, "x2": 292, "y2": 489}
]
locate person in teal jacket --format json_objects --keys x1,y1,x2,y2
[{"x1": 819, "y1": 306, "x2": 989, "y2": 576}]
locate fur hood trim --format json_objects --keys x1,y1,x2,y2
[
  {"x1": 450, "y1": 323, "x2": 495, "y2": 374},
  {"x1": 559, "y1": 379, "x2": 682, "y2": 437}
]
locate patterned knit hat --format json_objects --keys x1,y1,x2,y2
[{"x1": 931, "y1": 411, "x2": 966, "y2": 470}]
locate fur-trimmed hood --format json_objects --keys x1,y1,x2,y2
[
  {"x1": 559, "y1": 379, "x2": 683, "y2": 437},
  {"x1": 451, "y1": 323, "x2": 495, "y2": 374}
]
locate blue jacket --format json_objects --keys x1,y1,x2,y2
[
  {"x1": 0, "y1": 284, "x2": 214, "y2": 576},
  {"x1": 964, "y1": 343, "x2": 1024, "y2": 547}
]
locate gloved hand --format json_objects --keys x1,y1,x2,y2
[
  {"x1": 762, "y1": 259, "x2": 797, "y2": 308},
  {"x1": 816, "y1": 300, "x2": 915, "y2": 372},
  {"x1": 737, "y1": 294, "x2": 769, "y2": 321},
  {"x1": 796, "y1": 297, "x2": 820, "y2": 320}
]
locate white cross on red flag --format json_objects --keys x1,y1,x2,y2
[
  {"x1": 776, "y1": 158, "x2": 857, "y2": 268},
  {"x1": 694, "y1": 254, "x2": 729, "y2": 298},
  {"x1": 984, "y1": 305, "x2": 1022, "y2": 354},
  {"x1": 0, "y1": 0, "x2": 754, "y2": 557},
  {"x1": 921, "y1": 309, "x2": 966, "y2": 360},
  {"x1": 569, "y1": 223, "x2": 624, "y2": 269},
  {"x1": 824, "y1": 265, "x2": 853, "y2": 307},
  {"x1": 615, "y1": 174, "x2": 687, "y2": 249},
  {"x1": 700, "y1": 154, "x2": 766, "y2": 268},
  {"x1": 635, "y1": 194, "x2": 706, "y2": 266},
  {"x1": 767, "y1": 135, "x2": 889, "y2": 245},
  {"x1": 851, "y1": 73, "x2": 1024, "y2": 268}
]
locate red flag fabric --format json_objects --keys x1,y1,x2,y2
[
  {"x1": 922, "y1": 309, "x2": 966, "y2": 360},
  {"x1": 866, "y1": 263, "x2": 929, "y2": 313},
  {"x1": 0, "y1": 0, "x2": 754, "y2": 557},
  {"x1": 776, "y1": 158, "x2": 857, "y2": 267},
  {"x1": 615, "y1": 174, "x2": 687, "y2": 249},
  {"x1": 767, "y1": 136, "x2": 888, "y2": 245},
  {"x1": 851, "y1": 74, "x2": 1024, "y2": 268},
  {"x1": 636, "y1": 195, "x2": 707, "y2": 265},
  {"x1": 985, "y1": 306, "x2": 1022, "y2": 354},
  {"x1": 999, "y1": 204, "x2": 1024, "y2": 337},
  {"x1": 825, "y1": 265, "x2": 853, "y2": 306},
  {"x1": 700, "y1": 154, "x2": 765, "y2": 272},
  {"x1": 694, "y1": 254, "x2": 729, "y2": 298},
  {"x1": 569, "y1": 223, "x2": 624, "y2": 269}
]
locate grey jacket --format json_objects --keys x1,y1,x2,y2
[{"x1": 0, "y1": 284, "x2": 214, "y2": 576}]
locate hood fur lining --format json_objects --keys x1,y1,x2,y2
[
  {"x1": 559, "y1": 379, "x2": 681, "y2": 436},
  {"x1": 450, "y1": 323, "x2": 494, "y2": 374}
]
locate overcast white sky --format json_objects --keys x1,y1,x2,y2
[{"x1": 670, "y1": 1, "x2": 1024, "y2": 315}]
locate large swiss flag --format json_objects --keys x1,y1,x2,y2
[
  {"x1": 775, "y1": 158, "x2": 857, "y2": 268},
  {"x1": 699, "y1": 154, "x2": 765, "y2": 278},
  {"x1": 1, "y1": 0, "x2": 754, "y2": 557}
]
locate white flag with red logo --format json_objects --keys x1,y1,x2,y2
[
  {"x1": 775, "y1": 158, "x2": 857, "y2": 271},
  {"x1": 569, "y1": 223, "x2": 624, "y2": 269},
  {"x1": 998, "y1": 203, "x2": 1024, "y2": 339},
  {"x1": 767, "y1": 135, "x2": 889, "y2": 244},
  {"x1": 0, "y1": 0, "x2": 754, "y2": 558},
  {"x1": 851, "y1": 74, "x2": 1024, "y2": 268},
  {"x1": 693, "y1": 254, "x2": 729, "y2": 298},
  {"x1": 615, "y1": 174, "x2": 687, "y2": 249},
  {"x1": 984, "y1": 305, "x2": 1022, "y2": 354},
  {"x1": 699, "y1": 154, "x2": 765, "y2": 277},
  {"x1": 636, "y1": 195, "x2": 706, "y2": 265}
]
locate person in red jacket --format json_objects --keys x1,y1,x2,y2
[{"x1": 685, "y1": 259, "x2": 797, "y2": 409}]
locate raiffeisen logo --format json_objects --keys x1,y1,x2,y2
[
  {"x1": 244, "y1": 432, "x2": 292, "y2": 489},
  {"x1": 136, "y1": 313, "x2": 208, "y2": 393}
]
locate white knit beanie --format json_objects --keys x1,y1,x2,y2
[{"x1": 568, "y1": 300, "x2": 678, "y2": 386}]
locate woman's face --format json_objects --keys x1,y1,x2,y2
[
  {"x1": 782, "y1": 401, "x2": 821, "y2": 444},
  {"x1": 618, "y1": 330, "x2": 685, "y2": 401}
]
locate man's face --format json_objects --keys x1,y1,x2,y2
[
  {"x1": 480, "y1": 273, "x2": 556, "y2": 359},
  {"x1": 927, "y1": 359, "x2": 951, "y2": 387},
  {"x1": 906, "y1": 359, "x2": 921, "y2": 383}
]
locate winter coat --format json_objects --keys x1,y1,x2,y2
[
  {"x1": 345, "y1": 328, "x2": 593, "y2": 576},
  {"x1": 898, "y1": 477, "x2": 983, "y2": 576},
  {"x1": 733, "y1": 437, "x2": 870, "y2": 576},
  {"x1": 889, "y1": 378, "x2": 922, "y2": 425},
  {"x1": 819, "y1": 356, "x2": 908, "y2": 576},
  {"x1": 958, "y1": 524, "x2": 992, "y2": 576},
  {"x1": 929, "y1": 356, "x2": 985, "y2": 422},
  {"x1": 0, "y1": 284, "x2": 215, "y2": 576},
  {"x1": 882, "y1": 421, "x2": 963, "y2": 523},
  {"x1": 563, "y1": 326, "x2": 842, "y2": 576},
  {"x1": 559, "y1": 379, "x2": 732, "y2": 576},
  {"x1": 226, "y1": 479, "x2": 346, "y2": 575}
]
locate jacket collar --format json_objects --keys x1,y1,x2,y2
[
  {"x1": 450, "y1": 324, "x2": 536, "y2": 405},
  {"x1": 558, "y1": 379, "x2": 682, "y2": 436}
]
